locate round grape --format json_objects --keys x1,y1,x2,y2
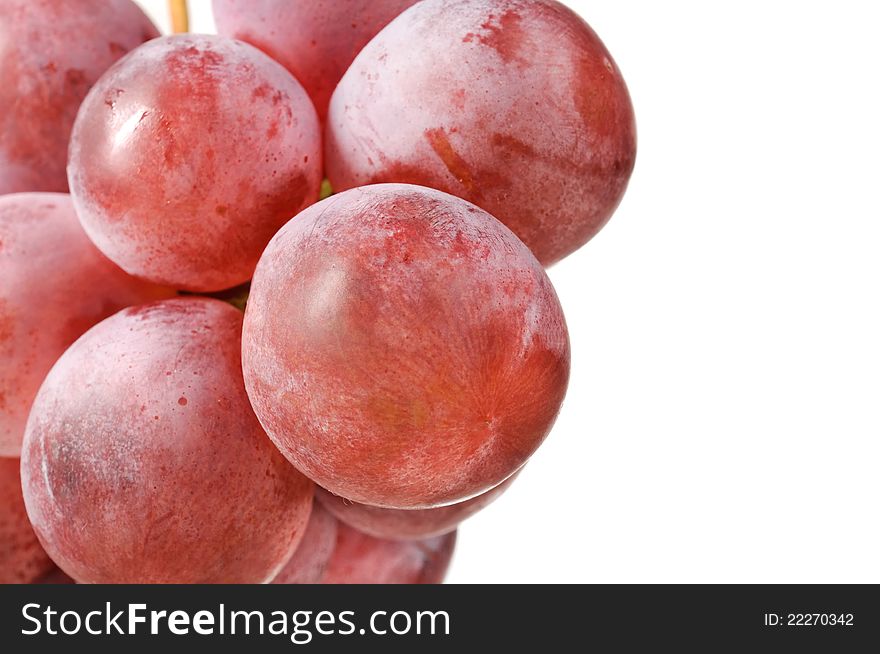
[
  {"x1": 326, "y1": 0, "x2": 636, "y2": 265},
  {"x1": 68, "y1": 34, "x2": 322, "y2": 292},
  {"x1": 21, "y1": 298, "x2": 314, "y2": 583},
  {"x1": 243, "y1": 184, "x2": 569, "y2": 509}
]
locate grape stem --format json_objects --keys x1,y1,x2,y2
[
  {"x1": 319, "y1": 179, "x2": 334, "y2": 200},
  {"x1": 180, "y1": 283, "x2": 251, "y2": 313},
  {"x1": 169, "y1": 0, "x2": 189, "y2": 33}
]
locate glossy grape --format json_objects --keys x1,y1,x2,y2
[
  {"x1": 0, "y1": 193, "x2": 173, "y2": 457},
  {"x1": 323, "y1": 523, "x2": 456, "y2": 584},
  {"x1": 21, "y1": 298, "x2": 314, "y2": 583},
  {"x1": 326, "y1": 0, "x2": 636, "y2": 265},
  {"x1": 0, "y1": 0, "x2": 158, "y2": 194},
  {"x1": 243, "y1": 184, "x2": 569, "y2": 509},
  {"x1": 68, "y1": 34, "x2": 322, "y2": 292},
  {"x1": 0, "y1": 457, "x2": 54, "y2": 584},
  {"x1": 212, "y1": 0, "x2": 418, "y2": 123},
  {"x1": 271, "y1": 502, "x2": 338, "y2": 584}
]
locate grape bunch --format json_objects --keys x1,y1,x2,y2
[{"x1": 0, "y1": 0, "x2": 635, "y2": 584}]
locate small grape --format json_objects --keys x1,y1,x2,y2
[
  {"x1": 316, "y1": 473, "x2": 517, "y2": 540},
  {"x1": 271, "y1": 502, "x2": 339, "y2": 584},
  {"x1": 322, "y1": 523, "x2": 456, "y2": 584}
]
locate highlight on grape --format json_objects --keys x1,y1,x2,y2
[{"x1": 0, "y1": 0, "x2": 635, "y2": 584}]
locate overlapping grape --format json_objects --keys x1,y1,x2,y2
[
  {"x1": 213, "y1": 0, "x2": 418, "y2": 123},
  {"x1": 68, "y1": 34, "x2": 322, "y2": 291},
  {"x1": 21, "y1": 299, "x2": 314, "y2": 583},
  {"x1": 326, "y1": 0, "x2": 636, "y2": 265},
  {"x1": 0, "y1": 0, "x2": 159, "y2": 194},
  {"x1": 0, "y1": 193, "x2": 174, "y2": 457}
]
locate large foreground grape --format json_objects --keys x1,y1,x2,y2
[
  {"x1": 21, "y1": 298, "x2": 314, "y2": 583},
  {"x1": 326, "y1": 0, "x2": 636, "y2": 265},
  {"x1": 0, "y1": 0, "x2": 158, "y2": 194},
  {"x1": 212, "y1": 0, "x2": 418, "y2": 122},
  {"x1": 0, "y1": 458, "x2": 54, "y2": 584},
  {"x1": 68, "y1": 34, "x2": 322, "y2": 292},
  {"x1": 0, "y1": 193, "x2": 173, "y2": 457},
  {"x1": 316, "y1": 473, "x2": 517, "y2": 540},
  {"x1": 323, "y1": 523, "x2": 456, "y2": 584},
  {"x1": 243, "y1": 184, "x2": 570, "y2": 509}
]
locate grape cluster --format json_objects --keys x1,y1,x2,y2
[{"x1": 1, "y1": 0, "x2": 635, "y2": 584}]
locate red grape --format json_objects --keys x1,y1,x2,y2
[
  {"x1": 21, "y1": 298, "x2": 314, "y2": 583},
  {"x1": 0, "y1": 193, "x2": 173, "y2": 458},
  {"x1": 242, "y1": 184, "x2": 569, "y2": 509},
  {"x1": 0, "y1": 457, "x2": 54, "y2": 584},
  {"x1": 271, "y1": 502, "x2": 339, "y2": 584},
  {"x1": 322, "y1": 523, "x2": 456, "y2": 584},
  {"x1": 68, "y1": 34, "x2": 322, "y2": 292},
  {"x1": 316, "y1": 473, "x2": 517, "y2": 540},
  {"x1": 326, "y1": 0, "x2": 636, "y2": 265},
  {"x1": 33, "y1": 566, "x2": 76, "y2": 584},
  {"x1": 0, "y1": 0, "x2": 158, "y2": 194},
  {"x1": 212, "y1": 0, "x2": 418, "y2": 123}
]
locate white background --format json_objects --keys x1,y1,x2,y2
[{"x1": 135, "y1": 0, "x2": 880, "y2": 583}]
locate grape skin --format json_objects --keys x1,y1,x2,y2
[
  {"x1": 243, "y1": 184, "x2": 570, "y2": 509},
  {"x1": 271, "y1": 502, "x2": 339, "y2": 584},
  {"x1": 326, "y1": 0, "x2": 637, "y2": 265},
  {"x1": 322, "y1": 523, "x2": 456, "y2": 584},
  {"x1": 0, "y1": 193, "x2": 173, "y2": 458},
  {"x1": 32, "y1": 566, "x2": 76, "y2": 585},
  {"x1": 316, "y1": 473, "x2": 517, "y2": 540},
  {"x1": 212, "y1": 0, "x2": 418, "y2": 123},
  {"x1": 68, "y1": 34, "x2": 322, "y2": 292},
  {"x1": 0, "y1": 458, "x2": 54, "y2": 584},
  {"x1": 21, "y1": 298, "x2": 314, "y2": 584},
  {"x1": 0, "y1": 0, "x2": 158, "y2": 194}
]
